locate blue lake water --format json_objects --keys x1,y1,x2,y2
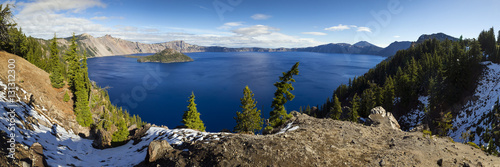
[{"x1": 87, "y1": 52, "x2": 385, "y2": 132}]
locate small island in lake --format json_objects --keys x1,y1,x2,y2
[{"x1": 127, "y1": 48, "x2": 194, "y2": 63}]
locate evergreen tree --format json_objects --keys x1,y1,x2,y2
[
  {"x1": 305, "y1": 104, "x2": 311, "y2": 115},
  {"x1": 182, "y1": 92, "x2": 205, "y2": 131},
  {"x1": 330, "y1": 94, "x2": 342, "y2": 120},
  {"x1": 348, "y1": 94, "x2": 360, "y2": 122},
  {"x1": 49, "y1": 34, "x2": 64, "y2": 88},
  {"x1": 234, "y1": 86, "x2": 264, "y2": 134},
  {"x1": 382, "y1": 76, "x2": 395, "y2": 112},
  {"x1": 478, "y1": 27, "x2": 497, "y2": 61},
  {"x1": 0, "y1": 4, "x2": 16, "y2": 44},
  {"x1": 74, "y1": 70, "x2": 93, "y2": 127},
  {"x1": 63, "y1": 91, "x2": 70, "y2": 102},
  {"x1": 360, "y1": 87, "x2": 376, "y2": 117},
  {"x1": 66, "y1": 34, "x2": 80, "y2": 91},
  {"x1": 81, "y1": 51, "x2": 91, "y2": 97},
  {"x1": 112, "y1": 118, "x2": 129, "y2": 143},
  {"x1": 267, "y1": 62, "x2": 300, "y2": 131}
]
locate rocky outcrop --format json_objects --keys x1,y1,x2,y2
[
  {"x1": 368, "y1": 106, "x2": 400, "y2": 130},
  {"x1": 30, "y1": 142, "x2": 48, "y2": 167},
  {"x1": 138, "y1": 112, "x2": 499, "y2": 167},
  {"x1": 146, "y1": 140, "x2": 173, "y2": 162},
  {"x1": 92, "y1": 129, "x2": 112, "y2": 149}
]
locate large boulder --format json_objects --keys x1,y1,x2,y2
[
  {"x1": 92, "y1": 129, "x2": 112, "y2": 149},
  {"x1": 30, "y1": 142, "x2": 48, "y2": 167},
  {"x1": 368, "y1": 106, "x2": 400, "y2": 130},
  {"x1": 146, "y1": 140, "x2": 173, "y2": 162},
  {"x1": 130, "y1": 123, "x2": 151, "y2": 145}
]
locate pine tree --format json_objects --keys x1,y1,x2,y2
[
  {"x1": 360, "y1": 87, "x2": 376, "y2": 117},
  {"x1": 182, "y1": 92, "x2": 205, "y2": 131},
  {"x1": 49, "y1": 34, "x2": 64, "y2": 88},
  {"x1": 63, "y1": 91, "x2": 70, "y2": 102},
  {"x1": 348, "y1": 94, "x2": 360, "y2": 122},
  {"x1": 382, "y1": 76, "x2": 395, "y2": 112},
  {"x1": 234, "y1": 86, "x2": 263, "y2": 134},
  {"x1": 74, "y1": 71, "x2": 93, "y2": 127},
  {"x1": 66, "y1": 34, "x2": 80, "y2": 91},
  {"x1": 81, "y1": 51, "x2": 91, "y2": 95},
  {"x1": 112, "y1": 118, "x2": 129, "y2": 143},
  {"x1": 0, "y1": 4, "x2": 16, "y2": 44},
  {"x1": 330, "y1": 94, "x2": 342, "y2": 120},
  {"x1": 267, "y1": 62, "x2": 300, "y2": 131}
]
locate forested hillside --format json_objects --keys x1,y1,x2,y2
[
  {"x1": 307, "y1": 27, "x2": 500, "y2": 154},
  {"x1": 0, "y1": 4, "x2": 145, "y2": 147}
]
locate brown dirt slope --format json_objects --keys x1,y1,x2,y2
[
  {"x1": 142, "y1": 112, "x2": 500, "y2": 167},
  {"x1": 0, "y1": 51, "x2": 82, "y2": 134}
]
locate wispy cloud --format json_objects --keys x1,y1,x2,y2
[
  {"x1": 325, "y1": 24, "x2": 372, "y2": 33},
  {"x1": 232, "y1": 25, "x2": 279, "y2": 36},
  {"x1": 301, "y1": 32, "x2": 327, "y2": 36},
  {"x1": 324, "y1": 24, "x2": 351, "y2": 31},
  {"x1": 198, "y1": 5, "x2": 208, "y2": 10},
  {"x1": 217, "y1": 22, "x2": 244, "y2": 30},
  {"x1": 91, "y1": 16, "x2": 108, "y2": 20},
  {"x1": 356, "y1": 27, "x2": 371, "y2": 32},
  {"x1": 393, "y1": 35, "x2": 400, "y2": 38},
  {"x1": 17, "y1": 0, "x2": 106, "y2": 15},
  {"x1": 251, "y1": 14, "x2": 271, "y2": 20}
]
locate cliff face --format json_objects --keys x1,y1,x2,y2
[{"x1": 55, "y1": 34, "x2": 206, "y2": 57}]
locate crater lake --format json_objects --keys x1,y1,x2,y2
[{"x1": 87, "y1": 52, "x2": 385, "y2": 132}]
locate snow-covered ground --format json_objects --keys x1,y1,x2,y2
[
  {"x1": 0, "y1": 78, "x2": 228, "y2": 167},
  {"x1": 450, "y1": 61, "x2": 500, "y2": 144},
  {"x1": 398, "y1": 96, "x2": 428, "y2": 130}
]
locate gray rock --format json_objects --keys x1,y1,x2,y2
[
  {"x1": 368, "y1": 106, "x2": 401, "y2": 130},
  {"x1": 146, "y1": 140, "x2": 173, "y2": 162},
  {"x1": 437, "y1": 158, "x2": 443, "y2": 166},
  {"x1": 92, "y1": 129, "x2": 112, "y2": 149},
  {"x1": 30, "y1": 142, "x2": 47, "y2": 167}
]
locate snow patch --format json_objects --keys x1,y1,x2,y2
[
  {"x1": 0, "y1": 78, "x2": 226, "y2": 167},
  {"x1": 277, "y1": 121, "x2": 299, "y2": 134},
  {"x1": 450, "y1": 61, "x2": 500, "y2": 144},
  {"x1": 398, "y1": 96, "x2": 428, "y2": 130}
]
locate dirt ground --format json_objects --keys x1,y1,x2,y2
[{"x1": 140, "y1": 112, "x2": 500, "y2": 167}]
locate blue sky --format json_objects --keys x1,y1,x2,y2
[{"x1": 3, "y1": 0, "x2": 500, "y2": 48}]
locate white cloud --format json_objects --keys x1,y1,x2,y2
[
  {"x1": 301, "y1": 32, "x2": 327, "y2": 36},
  {"x1": 251, "y1": 14, "x2": 271, "y2": 20},
  {"x1": 91, "y1": 16, "x2": 108, "y2": 20},
  {"x1": 217, "y1": 22, "x2": 244, "y2": 30},
  {"x1": 356, "y1": 27, "x2": 372, "y2": 32},
  {"x1": 14, "y1": 0, "x2": 109, "y2": 38},
  {"x1": 232, "y1": 25, "x2": 279, "y2": 36},
  {"x1": 17, "y1": 0, "x2": 106, "y2": 15},
  {"x1": 393, "y1": 35, "x2": 400, "y2": 38},
  {"x1": 12, "y1": 0, "x2": 322, "y2": 48},
  {"x1": 325, "y1": 24, "x2": 351, "y2": 31}
]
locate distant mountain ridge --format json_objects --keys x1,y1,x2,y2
[
  {"x1": 416, "y1": 32, "x2": 458, "y2": 44},
  {"x1": 46, "y1": 33, "x2": 458, "y2": 57}
]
